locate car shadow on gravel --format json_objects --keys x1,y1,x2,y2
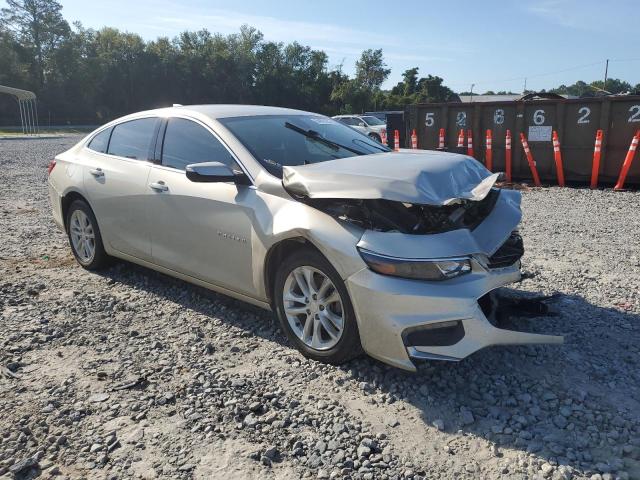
[{"x1": 97, "y1": 262, "x2": 639, "y2": 478}]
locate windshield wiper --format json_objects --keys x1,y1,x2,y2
[{"x1": 284, "y1": 122, "x2": 365, "y2": 155}]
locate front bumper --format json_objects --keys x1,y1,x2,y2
[{"x1": 346, "y1": 260, "x2": 563, "y2": 371}]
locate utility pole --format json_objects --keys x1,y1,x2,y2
[
  {"x1": 469, "y1": 83, "x2": 475, "y2": 101},
  {"x1": 523, "y1": 77, "x2": 527, "y2": 93},
  {"x1": 603, "y1": 59, "x2": 609, "y2": 89}
]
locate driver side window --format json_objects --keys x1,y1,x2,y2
[{"x1": 161, "y1": 118, "x2": 236, "y2": 171}]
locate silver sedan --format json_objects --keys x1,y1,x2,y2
[{"x1": 48, "y1": 105, "x2": 562, "y2": 371}]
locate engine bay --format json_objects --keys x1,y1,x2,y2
[{"x1": 304, "y1": 189, "x2": 501, "y2": 234}]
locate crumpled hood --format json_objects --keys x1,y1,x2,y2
[{"x1": 282, "y1": 150, "x2": 499, "y2": 205}]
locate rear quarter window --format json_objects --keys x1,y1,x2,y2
[
  {"x1": 107, "y1": 118, "x2": 159, "y2": 160},
  {"x1": 87, "y1": 128, "x2": 112, "y2": 153}
]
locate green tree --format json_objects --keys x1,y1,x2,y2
[
  {"x1": 1, "y1": 0, "x2": 69, "y2": 87},
  {"x1": 355, "y1": 48, "x2": 390, "y2": 91}
]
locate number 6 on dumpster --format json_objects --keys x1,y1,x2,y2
[{"x1": 533, "y1": 109, "x2": 545, "y2": 125}]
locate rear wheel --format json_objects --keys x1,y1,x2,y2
[
  {"x1": 66, "y1": 199, "x2": 110, "y2": 270},
  {"x1": 274, "y1": 248, "x2": 362, "y2": 364}
]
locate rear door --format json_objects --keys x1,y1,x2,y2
[
  {"x1": 146, "y1": 117, "x2": 256, "y2": 295},
  {"x1": 83, "y1": 117, "x2": 159, "y2": 260},
  {"x1": 345, "y1": 116, "x2": 368, "y2": 134}
]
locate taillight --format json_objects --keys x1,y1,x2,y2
[
  {"x1": 47, "y1": 159, "x2": 56, "y2": 175},
  {"x1": 381, "y1": 128, "x2": 386, "y2": 134}
]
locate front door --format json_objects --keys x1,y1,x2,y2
[{"x1": 147, "y1": 117, "x2": 256, "y2": 296}]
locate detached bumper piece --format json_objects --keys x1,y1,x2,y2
[{"x1": 407, "y1": 291, "x2": 563, "y2": 363}]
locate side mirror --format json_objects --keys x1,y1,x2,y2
[{"x1": 185, "y1": 161, "x2": 250, "y2": 185}]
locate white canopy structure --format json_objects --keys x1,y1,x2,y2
[{"x1": 0, "y1": 85, "x2": 39, "y2": 134}]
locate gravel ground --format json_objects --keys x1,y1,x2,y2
[{"x1": 1, "y1": 135, "x2": 639, "y2": 480}]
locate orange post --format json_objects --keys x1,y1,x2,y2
[
  {"x1": 380, "y1": 129, "x2": 387, "y2": 146},
  {"x1": 590, "y1": 129, "x2": 603, "y2": 189},
  {"x1": 505, "y1": 130, "x2": 512, "y2": 182},
  {"x1": 411, "y1": 129, "x2": 418, "y2": 149},
  {"x1": 467, "y1": 129, "x2": 474, "y2": 157},
  {"x1": 552, "y1": 130, "x2": 565, "y2": 187},
  {"x1": 485, "y1": 129, "x2": 493, "y2": 171},
  {"x1": 393, "y1": 129, "x2": 400, "y2": 151},
  {"x1": 457, "y1": 129, "x2": 465, "y2": 148},
  {"x1": 614, "y1": 130, "x2": 640, "y2": 190},
  {"x1": 438, "y1": 128, "x2": 445, "y2": 149},
  {"x1": 519, "y1": 133, "x2": 541, "y2": 186}
]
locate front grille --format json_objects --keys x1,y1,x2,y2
[{"x1": 488, "y1": 232, "x2": 524, "y2": 268}]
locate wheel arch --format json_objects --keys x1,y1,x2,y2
[
  {"x1": 61, "y1": 190, "x2": 94, "y2": 231},
  {"x1": 263, "y1": 237, "x2": 325, "y2": 307}
]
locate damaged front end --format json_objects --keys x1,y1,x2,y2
[
  {"x1": 281, "y1": 151, "x2": 563, "y2": 370},
  {"x1": 297, "y1": 190, "x2": 500, "y2": 235}
]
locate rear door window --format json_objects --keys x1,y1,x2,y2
[
  {"x1": 161, "y1": 118, "x2": 236, "y2": 171},
  {"x1": 107, "y1": 118, "x2": 158, "y2": 160},
  {"x1": 87, "y1": 128, "x2": 112, "y2": 153}
]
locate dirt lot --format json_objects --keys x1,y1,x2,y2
[{"x1": 1, "y1": 136, "x2": 639, "y2": 480}]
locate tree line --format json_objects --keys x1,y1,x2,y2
[{"x1": 1, "y1": 0, "x2": 638, "y2": 126}]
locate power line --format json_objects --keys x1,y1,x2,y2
[
  {"x1": 447, "y1": 60, "x2": 606, "y2": 87},
  {"x1": 610, "y1": 57, "x2": 640, "y2": 63}
]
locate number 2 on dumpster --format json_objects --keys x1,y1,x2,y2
[
  {"x1": 494, "y1": 109, "x2": 504, "y2": 125},
  {"x1": 456, "y1": 112, "x2": 466, "y2": 127}
]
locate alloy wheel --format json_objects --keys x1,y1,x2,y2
[
  {"x1": 282, "y1": 266, "x2": 344, "y2": 351},
  {"x1": 69, "y1": 209, "x2": 96, "y2": 264}
]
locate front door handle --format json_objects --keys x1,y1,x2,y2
[
  {"x1": 149, "y1": 181, "x2": 168, "y2": 192},
  {"x1": 89, "y1": 168, "x2": 104, "y2": 177}
]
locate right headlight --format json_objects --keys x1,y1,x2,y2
[{"x1": 358, "y1": 248, "x2": 472, "y2": 281}]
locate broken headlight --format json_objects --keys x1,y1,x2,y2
[{"x1": 358, "y1": 248, "x2": 472, "y2": 281}]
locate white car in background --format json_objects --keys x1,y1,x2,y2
[{"x1": 332, "y1": 115, "x2": 387, "y2": 143}]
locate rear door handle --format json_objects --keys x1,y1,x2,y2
[
  {"x1": 149, "y1": 181, "x2": 168, "y2": 192},
  {"x1": 89, "y1": 168, "x2": 104, "y2": 177}
]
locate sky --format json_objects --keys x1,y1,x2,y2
[{"x1": 6, "y1": 0, "x2": 639, "y2": 92}]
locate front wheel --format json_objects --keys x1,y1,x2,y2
[
  {"x1": 368, "y1": 133, "x2": 381, "y2": 143},
  {"x1": 274, "y1": 249, "x2": 362, "y2": 365}
]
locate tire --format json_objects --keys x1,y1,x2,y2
[
  {"x1": 65, "y1": 199, "x2": 110, "y2": 270},
  {"x1": 368, "y1": 133, "x2": 381, "y2": 143},
  {"x1": 274, "y1": 248, "x2": 362, "y2": 365}
]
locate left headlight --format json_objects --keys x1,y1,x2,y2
[{"x1": 358, "y1": 248, "x2": 472, "y2": 281}]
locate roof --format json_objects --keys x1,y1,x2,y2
[
  {"x1": 0, "y1": 85, "x2": 36, "y2": 100},
  {"x1": 458, "y1": 93, "x2": 579, "y2": 103},
  {"x1": 181, "y1": 104, "x2": 313, "y2": 118},
  {"x1": 458, "y1": 94, "x2": 521, "y2": 103}
]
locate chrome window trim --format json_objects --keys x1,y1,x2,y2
[{"x1": 81, "y1": 113, "x2": 255, "y2": 186}]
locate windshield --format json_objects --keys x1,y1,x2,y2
[
  {"x1": 361, "y1": 116, "x2": 385, "y2": 126},
  {"x1": 219, "y1": 114, "x2": 390, "y2": 177}
]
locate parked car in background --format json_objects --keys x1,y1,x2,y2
[
  {"x1": 332, "y1": 114, "x2": 386, "y2": 143},
  {"x1": 48, "y1": 105, "x2": 562, "y2": 371}
]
